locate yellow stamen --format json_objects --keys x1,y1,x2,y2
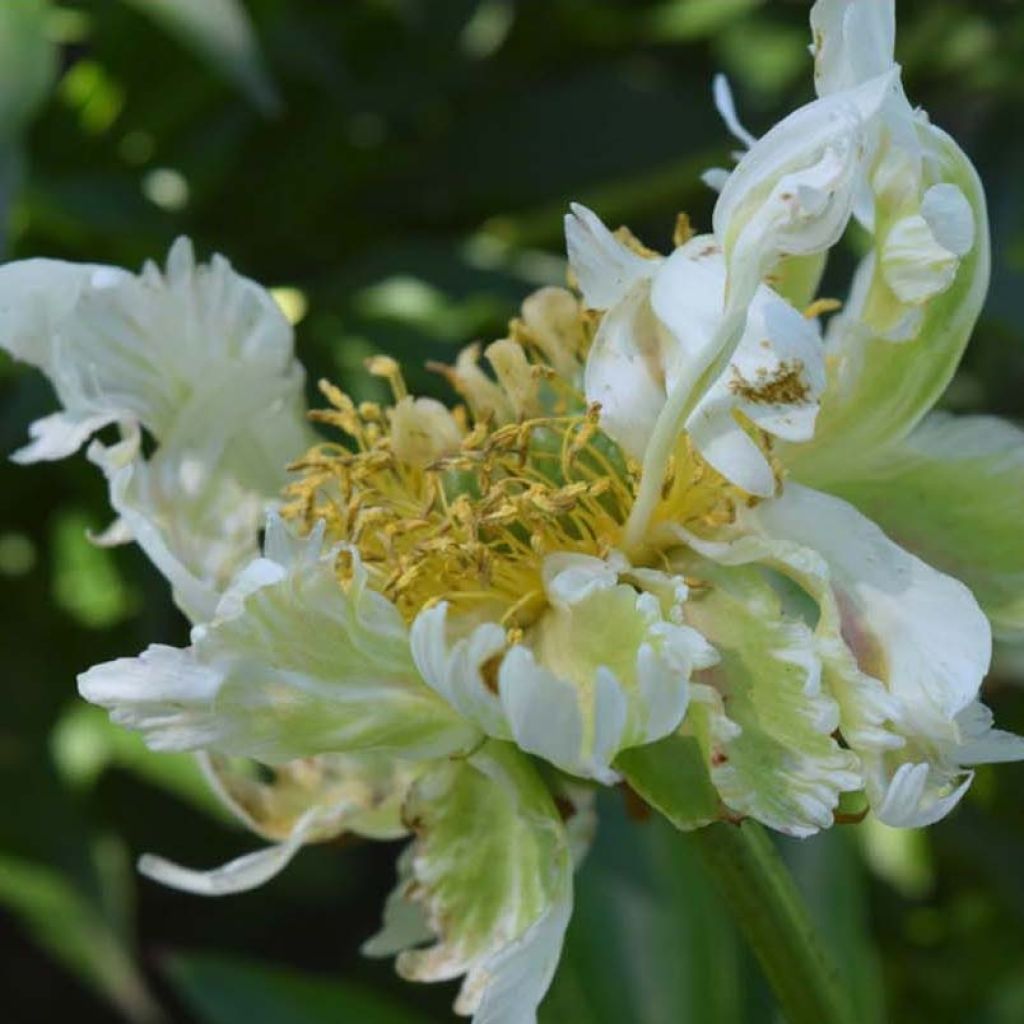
[{"x1": 284, "y1": 270, "x2": 751, "y2": 630}]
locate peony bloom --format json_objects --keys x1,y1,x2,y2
[{"x1": 4, "y1": 2, "x2": 1022, "y2": 1021}]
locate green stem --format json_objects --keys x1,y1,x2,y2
[{"x1": 688, "y1": 820, "x2": 856, "y2": 1024}]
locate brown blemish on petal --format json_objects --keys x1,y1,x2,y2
[
  {"x1": 728, "y1": 359, "x2": 811, "y2": 406},
  {"x1": 480, "y1": 652, "x2": 503, "y2": 694}
]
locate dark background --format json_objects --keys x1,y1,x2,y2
[{"x1": 1, "y1": 1, "x2": 1023, "y2": 1021}]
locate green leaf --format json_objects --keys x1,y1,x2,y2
[
  {"x1": 166, "y1": 953, "x2": 430, "y2": 1024},
  {"x1": 542, "y1": 791, "x2": 747, "y2": 1024},
  {"x1": 615, "y1": 734, "x2": 720, "y2": 830},
  {"x1": 0, "y1": 0, "x2": 56, "y2": 140},
  {"x1": 0, "y1": 849, "x2": 161, "y2": 1023},
  {"x1": 119, "y1": 0, "x2": 279, "y2": 114}
]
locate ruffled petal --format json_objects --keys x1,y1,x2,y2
[
  {"x1": 364, "y1": 742, "x2": 573, "y2": 1024},
  {"x1": 683, "y1": 561, "x2": 861, "y2": 837},
  {"x1": 785, "y1": 125, "x2": 989, "y2": 485},
  {"x1": 78, "y1": 516, "x2": 479, "y2": 762},
  {"x1": 676, "y1": 483, "x2": 1017, "y2": 828},
  {"x1": 4, "y1": 239, "x2": 313, "y2": 624},
  {"x1": 502, "y1": 557, "x2": 715, "y2": 782}
]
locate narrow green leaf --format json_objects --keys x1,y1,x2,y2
[
  {"x1": 119, "y1": 0, "x2": 280, "y2": 114},
  {"x1": 165, "y1": 954, "x2": 430, "y2": 1024},
  {"x1": 0, "y1": 0, "x2": 56, "y2": 139},
  {"x1": 615, "y1": 734, "x2": 720, "y2": 831},
  {"x1": 0, "y1": 851, "x2": 161, "y2": 1023}
]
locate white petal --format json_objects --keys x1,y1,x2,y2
[
  {"x1": 0, "y1": 259, "x2": 127, "y2": 374},
  {"x1": 11, "y1": 410, "x2": 120, "y2": 464},
  {"x1": 410, "y1": 603, "x2": 510, "y2": 739},
  {"x1": 712, "y1": 73, "x2": 756, "y2": 149},
  {"x1": 78, "y1": 645, "x2": 224, "y2": 752},
  {"x1": 701, "y1": 167, "x2": 731, "y2": 193},
  {"x1": 954, "y1": 702, "x2": 1024, "y2": 765},
  {"x1": 881, "y1": 213, "x2": 959, "y2": 305},
  {"x1": 687, "y1": 408, "x2": 776, "y2": 497},
  {"x1": 810, "y1": 0, "x2": 896, "y2": 96},
  {"x1": 872, "y1": 762, "x2": 971, "y2": 829},
  {"x1": 921, "y1": 182, "x2": 974, "y2": 257},
  {"x1": 564, "y1": 203, "x2": 655, "y2": 310},
  {"x1": 755, "y1": 484, "x2": 991, "y2": 720},
  {"x1": 714, "y1": 70, "x2": 896, "y2": 306},
  {"x1": 582, "y1": 280, "x2": 665, "y2": 460},
  {"x1": 541, "y1": 552, "x2": 620, "y2": 607},
  {"x1": 138, "y1": 807, "x2": 324, "y2": 896},
  {"x1": 469, "y1": 899, "x2": 572, "y2": 1024},
  {"x1": 498, "y1": 646, "x2": 624, "y2": 786}
]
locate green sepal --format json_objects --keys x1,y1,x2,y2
[{"x1": 614, "y1": 734, "x2": 721, "y2": 831}]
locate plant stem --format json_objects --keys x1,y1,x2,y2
[{"x1": 688, "y1": 820, "x2": 856, "y2": 1024}]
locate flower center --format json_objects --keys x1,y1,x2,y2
[{"x1": 282, "y1": 289, "x2": 755, "y2": 631}]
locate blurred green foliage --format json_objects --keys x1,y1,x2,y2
[{"x1": 1, "y1": 1, "x2": 1023, "y2": 1022}]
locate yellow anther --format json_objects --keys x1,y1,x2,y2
[
  {"x1": 673, "y1": 212, "x2": 695, "y2": 248},
  {"x1": 365, "y1": 354, "x2": 408, "y2": 401},
  {"x1": 285, "y1": 273, "x2": 742, "y2": 628},
  {"x1": 803, "y1": 297, "x2": 843, "y2": 319}
]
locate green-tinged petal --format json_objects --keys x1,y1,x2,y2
[
  {"x1": 615, "y1": 734, "x2": 721, "y2": 831},
  {"x1": 681, "y1": 562, "x2": 861, "y2": 836},
  {"x1": 784, "y1": 125, "x2": 990, "y2": 485},
  {"x1": 414, "y1": 554, "x2": 715, "y2": 784},
  {"x1": 678, "y1": 483, "x2": 1023, "y2": 827},
  {"x1": 78, "y1": 516, "x2": 479, "y2": 764},
  {"x1": 826, "y1": 413, "x2": 1024, "y2": 641},
  {"x1": 772, "y1": 250, "x2": 828, "y2": 310},
  {"x1": 364, "y1": 741, "x2": 573, "y2": 1024}
]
